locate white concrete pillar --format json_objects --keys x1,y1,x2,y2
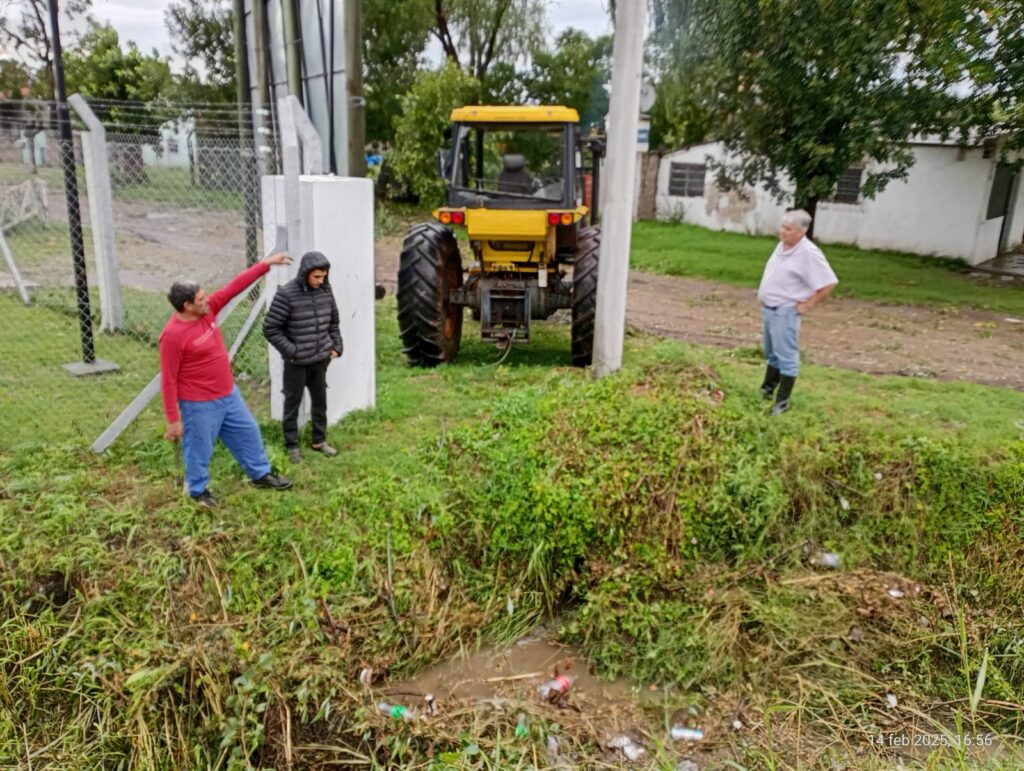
[
  {"x1": 261, "y1": 174, "x2": 376, "y2": 426},
  {"x1": 592, "y1": 0, "x2": 647, "y2": 377}
]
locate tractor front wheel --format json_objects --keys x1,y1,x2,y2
[
  {"x1": 397, "y1": 222, "x2": 464, "y2": 367},
  {"x1": 571, "y1": 225, "x2": 601, "y2": 367}
]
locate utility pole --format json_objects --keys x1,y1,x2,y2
[
  {"x1": 281, "y1": 0, "x2": 303, "y2": 101},
  {"x1": 49, "y1": 0, "x2": 116, "y2": 375},
  {"x1": 233, "y1": 0, "x2": 258, "y2": 266},
  {"x1": 345, "y1": 0, "x2": 366, "y2": 177},
  {"x1": 592, "y1": 0, "x2": 646, "y2": 377}
]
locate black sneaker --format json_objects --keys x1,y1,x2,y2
[
  {"x1": 252, "y1": 473, "x2": 293, "y2": 490},
  {"x1": 192, "y1": 490, "x2": 219, "y2": 508}
]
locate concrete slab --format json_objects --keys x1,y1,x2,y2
[
  {"x1": 63, "y1": 359, "x2": 120, "y2": 376},
  {"x1": 974, "y1": 252, "x2": 1024, "y2": 277}
]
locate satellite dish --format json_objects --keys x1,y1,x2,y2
[{"x1": 639, "y1": 81, "x2": 657, "y2": 114}]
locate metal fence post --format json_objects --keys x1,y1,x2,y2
[{"x1": 70, "y1": 94, "x2": 123, "y2": 331}]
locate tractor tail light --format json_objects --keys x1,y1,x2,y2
[
  {"x1": 438, "y1": 211, "x2": 452, "y2": 225},
  {"x1": 547, "y1": 213, "x2": 561, "y2": 225},
  {"x1": 451, "y1": 210, "x2": 465, "y2": 225},
  {"x1": 560, "y1": 213, "x2": 573, "y2": 226}
]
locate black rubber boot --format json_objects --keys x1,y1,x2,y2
[
  {"x1": 760, "y1": 365, "x2": 781, "y2": 399},
  {"x1": 771, "y1": 375, "x2": 796, "y2": 415}
]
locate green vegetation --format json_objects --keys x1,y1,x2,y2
[
  {"x1": 631, "y1": 221, "x2": 1024, "y2": 315},
  {"x1": 2, "y1": 299, "x2": 1023, "y2": 767}
]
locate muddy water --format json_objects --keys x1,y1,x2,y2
[{"x1": 397, "y1": 631, "x2": 638, "y2": 713}]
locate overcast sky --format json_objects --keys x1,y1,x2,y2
[{"x1": 85, "y1": 0, "x2": 612, "y2": 65}]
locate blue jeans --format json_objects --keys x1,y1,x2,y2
[
  {"x1": 180, "y1": 386, "x2": 272, "y2": 497},
  {"x1": 762, "y1": 305, "x2": 801, "y2": 377}
]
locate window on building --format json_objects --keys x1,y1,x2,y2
[
  {"x1": 167, "y1": 137, "x2": 179, "y2": 154},
  {"x1": 831, "y1": 166, "x2": 864, "y2": 204},
  {"x1": 668, "y1": 162, "x2": 706, "y2": 197},
  {"x1": 986, "y1": 163, "x2": 1014, "y2": 220}
]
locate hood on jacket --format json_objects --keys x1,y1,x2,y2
[{"x1": 296, "y1": 251, "x2": 332, "y2": 290}]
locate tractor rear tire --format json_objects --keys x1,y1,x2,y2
[
  {"x1": 571, "y1": 225, "x2": 601, "y2": 367},
  {"x1": 397, "y1": 222, "x2": 464, "y2": 367}
]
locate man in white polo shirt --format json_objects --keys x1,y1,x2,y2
[{"x1": 757, "y1": 209, "x2": 838, "y2": 415}]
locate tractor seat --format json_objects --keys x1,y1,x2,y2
[{"x1": 497, "y1": 154, "x2": 534, "y2": 194}]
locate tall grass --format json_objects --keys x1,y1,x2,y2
[{"x1": 2, "y1": 301, "x2": 1023, "y2": 768}]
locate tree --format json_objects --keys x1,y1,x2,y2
[
  {"x1": 650, "y1": 0, "x2": 982, "y2": 229},
  {"x1": 364, "y1": 0, "x2": 433, "y2": 143},
  {"x1": 63, "y1": 22, "x2": 173, "y2": 182},
  {"x1": 0, "y1": 58, "x2": 32, "y2": 97},
  {"x1": 526, "y1": 29, "x2": 611, "y2": 130},
  {"x1": 164, "y1": 0, "x2": 236, "y2": 104},
  {"x1": 429, "y1": 0, "x2": 544, "y2": 89},
  {"x1": 390, "y1": 62, "x2": 479, "y2": 202},
  {"x1": 0, "y1": 0, "x2": 92, "y2": 98}
]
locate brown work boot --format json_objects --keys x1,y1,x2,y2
[{"x1": 311, "y1": 442, "x2": 338, "y2": 457}]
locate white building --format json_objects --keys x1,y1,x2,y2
[
  {"x1": 141, "y1": 118, "x2": 194, "y2": 168},
  {"x1": 655, "y1": 139, "x2": 1024, "y2": 266}
]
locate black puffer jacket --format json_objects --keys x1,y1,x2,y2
[{"x1": 263, "y1": 251, "x2": 343, "y2": 365}]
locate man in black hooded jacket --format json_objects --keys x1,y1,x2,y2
[{"x1": 263, "y1": 251, "x2": 343, "y2": 463}]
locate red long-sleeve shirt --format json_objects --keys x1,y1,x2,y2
[{"x1": 159, "y1": 262, "x2": 269, "y2": 422}]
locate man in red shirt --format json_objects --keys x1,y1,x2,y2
[{"x1": 160, "y1": 252, "x2": 294, "y2": 507}]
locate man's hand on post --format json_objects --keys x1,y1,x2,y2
[
  {"x1": 165, "y1": 421, "x2": 183, "y2": 442},
  {"x1": 264, "y1": 252, "x2": 293, "y2": 267}
]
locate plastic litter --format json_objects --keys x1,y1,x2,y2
[
  {"x1": 608, "y1": 735, "x2": 646, "y2": 760},
  {"x1": 424, "y1": 693, "x2": 437, "y2": 715},
  {"x1": 886, "y1": 693, "x2": 898, "y2": 708},
  {"x1": 538, "y1": 674, "x2": 575, "y2": 702},
  {"x1": 849, "y1": 626, "x2": 864, "y2": 642},
  {"x1": 377, "y1": 702, "x2": 416, "y2": 721},
  {"x1": 887, "y1": 587, "x2": 905, "y2": 598},
  {"x1": 670, "y1": 725, "x2": 704, "y2": 741},
  {"x1": 840, "y1": 497, "x2": 850, "y2": 511},
  {"x1": 809, "y1": 550, "x2": 841, "y2": 569},
  {"x1": 358, "y1": 667, "x2": 373, "y2": 688},
  {"x1": 506, "y1": 596, "x2": 515, "y2": 615},
  {"x1": 874, "y1": 472, "x2": 883, "y2": 481},
  {"x1": 515, "y1": 712, "x2": 528, "y2": 739},
  {"x1": 677, "y1": 761, "x2": 700, "y2": 771},
  {"x1": 732, "y1": 719, "x2": 744, "y2": 730},
  {"x1": 545, "y1": 735, "x2": 560, "y2": 760}
]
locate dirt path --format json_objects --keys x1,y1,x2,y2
[{"x1": 377, "y1": 239, "x2": 1024, "y2": 390}]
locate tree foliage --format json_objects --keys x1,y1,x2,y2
[
  {"x1": 63, "y1": 23, "x2": 173, "y2": 129},
  {"x1": 649, "y1": 0, "x2": 987, "y2": 222},
  {"x1": 390, "y1": 62, "x2": 479, "y2": 202},
  {"x1": 164, "y1": 0, "x2": 236, "y2": 104},
  {"x1": 0, "y1": 0, "x2": 92, "y2": 98},
  {"x1": 429, "y1": 0, "x2": 544, "y2": 87},
  {"x1": 364, "y1": 0, "x2": 433, "y2": 143},
  {"x1": 526, "y1": 29, "x2": 610, "y2": 130}
]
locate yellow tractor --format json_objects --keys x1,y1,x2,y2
[{"x1": 396, "y1": 105, "x2": 604, "y2": 367}]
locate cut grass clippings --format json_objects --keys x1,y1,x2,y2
[
  {"x1": 631, "y1": 221, "x2": 1024, "y2": 316},
  {"x1": 2, "y1": 300, "x2": 1023, "y2": 768}
]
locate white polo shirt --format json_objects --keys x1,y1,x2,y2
[{"x1": 757, "y1": 237, "x2": 838, "y2": 308}]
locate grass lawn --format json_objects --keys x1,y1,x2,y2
[
  {"x1": 3, "y1": 297, "x2": 1024, "y2": 767},
  {"x1": 631, "y1": 220, "x2": 1024, "y2": 315}
]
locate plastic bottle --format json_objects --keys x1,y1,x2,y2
[
  {"x1": 515, "y1": 712, "x2": 528, "y2": 738},
  {"x1": 670, "y1": 725, "x2": 704, "y2": 741},
  {"x1": 377, "y1": 702, "x2": 416, "y2": 721},
  {"x1": 537, "y1": 674, "x2": 575, "y2": 702}
]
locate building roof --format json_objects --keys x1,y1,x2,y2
[{"x1": 449, "y1": 105, "x2": 580, "y2": 124}]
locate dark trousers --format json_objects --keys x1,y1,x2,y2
[{"x1": 282, "y1": 359, "x2": 329, "y2": 449}]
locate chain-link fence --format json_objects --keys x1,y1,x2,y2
[{"x1": 0, "y1": 98, "x2": 275, "y2": 452}]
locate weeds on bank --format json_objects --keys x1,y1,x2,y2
[{"x1": 2, "y1": 321, "x2": 1023, "y2": 768}]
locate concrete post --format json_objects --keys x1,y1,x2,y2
[
  {"x1": 69, "y1": 94, "x2": 123, "y2": 332},
  {"x1": 592, "y1": 0, "x2": 647, "y2": 377},
  {"x1": 261, "y1": 175, "x2": 376, "y2": 425}
]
